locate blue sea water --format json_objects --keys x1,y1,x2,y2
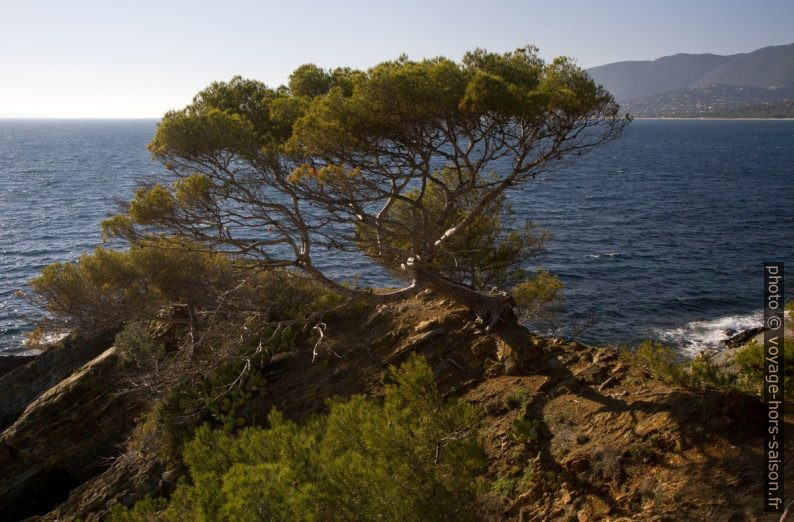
[{"x1": 0, "y1": 119, "x2": 792, "y2": 354}]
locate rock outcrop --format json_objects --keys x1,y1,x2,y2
[
  {"x1": 0, "y1": 332, "x2": 115, "y2": 430},
  {"x1": 0, "y1": 355, "x2": 34, "y2": 378},
  {"x1": 0, "y1": 346, "x2": 145, "y2": 521},
  {"x1": 0, "y1": 295, "x2": 791, "y2": 521}
]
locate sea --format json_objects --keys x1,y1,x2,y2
[{"x1": 0, "y1": 119, "x2": 792, "y2": 355}]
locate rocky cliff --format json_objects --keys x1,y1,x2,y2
[
  {"x1": 0, "y1": 342, "x2": 146, "y2": 521},
  {"x1": 0, "y1": 294, "x2": 791, "y2": 521}
]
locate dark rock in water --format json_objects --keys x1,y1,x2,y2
[
  {"x1": 0, "y1": 355, "x2": 36, "y2": 377},
  {"x1": 723, "y1": 327, "x2": 765, "y2": 348}
]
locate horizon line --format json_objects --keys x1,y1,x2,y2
[{"x1": 0, "y1": 116, "x2": 162, "y2": 120}]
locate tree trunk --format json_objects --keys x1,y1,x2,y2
[
  {"x1": 414, "y1": 268, "x2": 514, "y2": 332},
  {"x1": 303, "y1": 262, "x2": 514, "y2": 331}
]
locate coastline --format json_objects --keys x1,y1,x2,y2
[{"x1": 1, "y1": 293, "x2": 790, "y2": 520}]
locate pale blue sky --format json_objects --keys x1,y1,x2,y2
[{"x1": 1, "y1": 0, "x2": 792, "y2": 118}]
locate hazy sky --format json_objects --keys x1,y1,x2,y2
[{"x1": 2, "y1": 0, "x2": 792, "y2": 118}]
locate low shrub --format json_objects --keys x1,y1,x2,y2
[
  {"x1": 511, "y1": 417, "x2": 543, "y2": 446},
  {"x1": 109, "y1": 355, "x2": 485, "y2": 521},
  {"x1": 490, "y1": 475, "x2": 517, "y2": 498},
  {"x1": 734, "y1": 339, "x2": 794, "y2": 399},
  {"x1": 512, "y1": 270, "x2": 564, "y2": 331},
  {"x1": 29, "y1": 238, "x2": 355, "y2": 338},
  {"x1": 625, "y1": 341, "x2": 686, "y2": 385},
  {"x1": 623, "y1": 337, "x2": 793, "y2": 400},
  {"x1": 115, "y1": 321, "x2": 166, "y2": 365}
]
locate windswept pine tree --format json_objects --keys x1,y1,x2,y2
[{"x1": 103, "y1": 47, "x2": 628, "y2": 330}]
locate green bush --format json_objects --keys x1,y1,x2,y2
[
  {"x1": 688, "y1": 353, "x2": 736, "y2": 389},
  {"x1": 108, "y1": 496, "x2": 167, "y2": 522},
  {"x1": 627, "y1": 439, "x2": 658, "y2": 464},
  {"x1": 30, "y1": 238, "x2": 357, "y2": 340},
  {"x1": 115, "y1": 321, "x2": 166, "y2": 365},
  {"x1": 112, "y1": 356, "x2": 485, "y2": 521},
  {"x1": 490, "y1": 475, "x2": 517, "y2": 498},
  {"x1": 512, "y1": 270, "x2": 564, "y2": 329},
  {"x1": 623, "y1": 338, "x2": 793, "y2": 399},
  {"x1": 623, "y1": 341, "x2": 733, "y2": 391},
  {"x1": 29, "y1": 239, "x2": 244, "y2": 331},
  {"x1": 511, "y1": 417, "x2": 543, "y2": 445},
  {"x1": 154, "y1": 343, "x2": 271, "y2": 456},
  {"x1": 625, "y1": 341, "x2": 686, "y2": 385},
  {"x1": 32, "y1": 240, "x2": 368, "y2": 462},
  {"x1": 734, "y1": 339, "x2": 794, "y2": 399},
  {"x1": 503, "y1": 387, "x2": 531, "y2": 410}
]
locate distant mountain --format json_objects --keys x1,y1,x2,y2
[
  {"x1": 693, "y1": 44, "x2": 794, "y2": 90},
  {"x1": 587, "y1": 53, "x2": 730, "y2": 102},
  {"x1": 587, "y1": 43, "x2": 794, "y2": 117}
]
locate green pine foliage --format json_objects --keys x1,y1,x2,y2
[
  {"x1": 109, "y1": 355, "x2": 485, "y2": 521},
  {"x1": 734, "y1": 339, "x2": 793, "y2": 399},
  {"x1": 624, "y1": 336, "x2": 793, "y2": 400},
  {"x1": 29, "y1": 239, "x2": 242, "y2": 331},
  {"x1": 101, "y1": 47, "x2": 624, "y2": 313},
  {"x1": 511, "y1": 270, "x2": 564, "y2": 329},
  {"x1": 29, "y1": 238, "x2": 350, "y2": 335},
  {"x1": 625, "y1": 341, "x2": 686, "y2": 385}
]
